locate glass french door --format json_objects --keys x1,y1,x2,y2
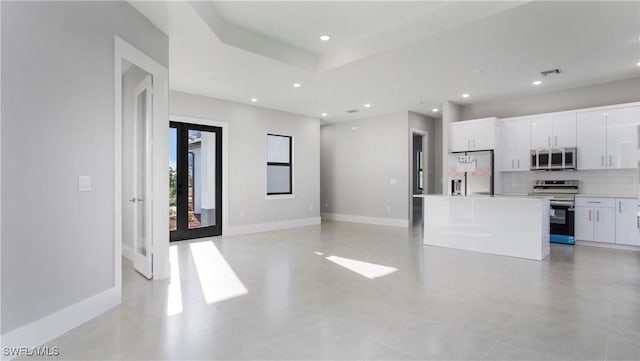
[{"x1": 169, "y1": 122, "x2": 222, "y2": 241}]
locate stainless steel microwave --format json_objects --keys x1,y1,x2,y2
[{"x1": 530, "y1": 148, "x2": 577, "y2": 171}]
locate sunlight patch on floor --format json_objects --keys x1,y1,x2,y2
[
  {"x1": 167, "y1": 245, "x2": 184, "y2": 316},
  {"x1": 325, "y1": 255, "x2": 397, "y2": 279},
  {"x1": 189, "y1": 241, "x2": 248, "y2": 304}
]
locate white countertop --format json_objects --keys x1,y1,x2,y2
[
  {"x1": 576, "y1": 194, "x2": 639, "y2": 199},
  {"x1": 413, "y1": 194, "x2": 550, "y2": 201}
]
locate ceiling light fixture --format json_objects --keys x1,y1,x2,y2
[
  {"x1": 321, "y1": 113, "x2": 328, "y2": 117},
  {"x1": 250, "y1": 98, "x2": 258, "y2": 102},
  {"x1": 461, "y1": 93, "x2": 470, "y2": 98},
  {"x1": 364, "y1": 103, "x2": 371, "y2": 108},
  {"x1": 320, "y1": 35, "x2": 331, "y2": 42},
  {"x1": 292, "y1": 83, "x2": 302, "y2": 88},
  {"x1": 636, "y1": 61, "x2": 640, "y2": 67},
  {"x1": 432, "y1": 108, "x2": 439, "y2": 113},
  {"x1": 532, "y1": 80, "x2": 542, "y2": 86}
]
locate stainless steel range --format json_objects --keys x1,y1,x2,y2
[{"x1": 531, "y1": 180, "x2": 579, "y2": 245}]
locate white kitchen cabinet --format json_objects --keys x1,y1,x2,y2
[
  {"x1": 577, "y1": 106, "x2": 640, "y2": 170},
  {"x1": 575, "y1": 197, "x2": 615, "y2": 243},
  {"x1": 501, "y1": 118, "x2": 530, "y2": 171},
  {"x1": 606, "y1": 107, "x2": 640, "y2": 169},
  {"x1": 530, "y1": 114, "x2": 576, "y2": 150},
  {"x1": 577, "y1": 111, "x2": 607, "y2": 169},
  {"x1": 615, "y1": 198, "x2": 640, "y2": 246},
  {"x1": 450, "y1": 117, "x2": 496, "y2": 152}
]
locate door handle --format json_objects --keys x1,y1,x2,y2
[
  {"x1": 129, "y1": 198, "x2": 136, "y2": 203},
  {"x1": 129, "y1": 198, "x2": 144, "y2": 203}
]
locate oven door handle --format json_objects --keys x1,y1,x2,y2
[{"x1": 550, "y1": 201, "x2": 575, "y2": 207}]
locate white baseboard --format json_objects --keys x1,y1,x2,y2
[
  {"x1": 122, "y1": 243, "x2": 133, "y2": 261},
  {"x1": 321, "y1": 213, "x2": 409, "y2": 228},
  {"x1": 224, "y1": 217, "x2": 321, "y2": 236},
  {"x1": 576, "y1": 240, "x2": 640, "y2": 252},
  {"x1": 0, "y1": 287, "x2": 120, "y2": 360}
]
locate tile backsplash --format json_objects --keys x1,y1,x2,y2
[{"x1": 501, "y1": 168, "x2": 640, "y2": 196}]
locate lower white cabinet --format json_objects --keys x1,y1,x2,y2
[
  {"x1": 575, "y1": 198, "x2": 615, "y2": 243},
  {"x1": 575, "y1": 197, "x2": 640, "y2": 246},
  {"x1": 615, "y1": 198, "x2": 640, "y2": 246}
]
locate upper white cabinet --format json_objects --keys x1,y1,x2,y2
[
  {"x1": 500, "y1": 118, "x2": 530, "y2": 171},
  {"x1": 606, "y1": 107, "x2": 640, "y2": 169},
  {"x1": 530, "y1": 113, "x2": 576, "y2": 150},
  {"x1": 577, "y1": 106, "x2": 639, "y2": 170},
  {"x1": 450, "y1": 117, "x2": 497, "y2": 152}
]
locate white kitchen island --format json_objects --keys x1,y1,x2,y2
[{"x1": 418, "y1": 195, "x2": 550, "y2": 261}]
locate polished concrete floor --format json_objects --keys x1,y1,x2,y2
[{"x1": 34, "y1": 221, "x2": 640, "y2": 360}]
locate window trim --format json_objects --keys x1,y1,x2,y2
[{"x1": 266, "y1": 133, "x2": 293, "y2": 196}]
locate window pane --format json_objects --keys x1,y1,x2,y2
[
  {"x1": 267, "y1": 135, "x2": 290, "y2": 163},
  {"x1": 188, "y1": 130, "x2": 218, "y2": 229},
  {"x1": 267, "y1": 165, "x2": 291, "y2": 194}
]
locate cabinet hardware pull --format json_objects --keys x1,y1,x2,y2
[
  {"x1": 587, "y1": 201, "x2": 601, "y2": 204},
  {"x1": 517, "y1": 159, "x2": 520, "y2": 168},
  {"x1": 596, "y1": 210, "x2": 599, "y2": 222},
  {"x1": 609, "y1": 155, "x2": 612, "y2": 167},
  {"x1": 588, "y1": 209, "x2": 591, "y2": 221},
  {"x1": 618, "y1": 202, "x2": 621, "y2": 213},
  {"x1": 512, "y1": 159, "x2": 514, "y2": 169},
  {"x1": 548, "y1": 136, "x2": 551, "y2": 146},
  {"x1": 555, "y1": 136, "x2": 558, "y2": 146},
  {"x1": 601, "y1": 156, "x2": 604, "y2": 167}
]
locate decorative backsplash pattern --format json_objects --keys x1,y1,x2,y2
[{"x1": 502, "y1": 168, "x2": 639, "y2": 195}]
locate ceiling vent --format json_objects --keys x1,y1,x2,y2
[
  {"x1": 346, "y1": 109, "x2": 359, "y2": 113},
  {"x1": 541, "y1": 68, "x2": 561, "y2": 77}
]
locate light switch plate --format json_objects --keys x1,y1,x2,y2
[{"x1": 79, "y1": 176, "x2": 91, "y2": 192}]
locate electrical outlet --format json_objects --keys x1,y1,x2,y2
[{"x1": 78, "y1": 176, "x2": 91, "y2": 192}]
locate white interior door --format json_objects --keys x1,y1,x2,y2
[{"x1": 132, "y1": 76, "x2": 153, "y2": 279}]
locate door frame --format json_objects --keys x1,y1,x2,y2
[
  {"x1": 409, "y1": 128, "x2": 429, "y2": 226},
  {"x1": 114, "y1": 36, "x2": 170, "y2": 289},
  {"x1": 170, "y1": 115, "x2": 230, "y2": 236}
]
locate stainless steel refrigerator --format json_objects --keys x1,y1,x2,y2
[{"x1": 448, "y1": 150, "x2": 494, "y2": 196}]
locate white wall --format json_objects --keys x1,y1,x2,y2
[
  {"x1": 459, "y1": 77, "x2": 640, "y2": 121},
  {"x1": 170, "y1": 91, "x2": 320, "y2": 230},
  {"x1": 321, "y1": 112, "x2": 410, "y2": 225},
  {"x1": 1, "y1": 1, "x2": 168, "y2": 335}
]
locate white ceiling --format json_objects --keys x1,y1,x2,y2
[{"x1": 130, "y1": 1, "x2": 640, "y2": 123}]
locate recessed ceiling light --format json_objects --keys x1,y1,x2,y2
[
  {"x1": 250, "y1": 98, "x2": 258, "y2": 102},
  {"x1": 320, "y1": 35, "x2": 331, "y2": 42},
  {"x1": 321, "y1": 113, "x2": 328, "y2": 117},
  {"x1": 461, "y1": 93, "x2": 470, "y2": 98},
  {"x1": 432, "y1": 108, "x2": 439, "y2": 113},
  {"x1": 532, "y1": 80, "x2": 542, "y2": 86},
  {"x1": 364, "y1": 103, "x2": 371, "y2": 108},
  {"x1": 636, "y1": 61, "x2": 640, "y2": 67},
  {"x1": 292, "y1": 83, "x2": 302, "y2": 88}
]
